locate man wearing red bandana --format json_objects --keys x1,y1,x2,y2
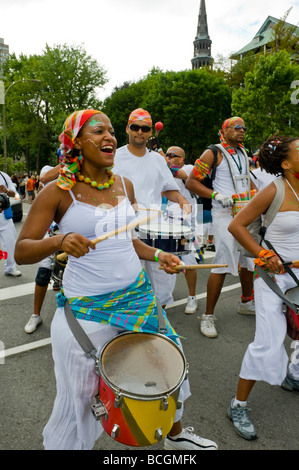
[{"x1": 186, "y1": 117, "x2": 257, "y2": 338}]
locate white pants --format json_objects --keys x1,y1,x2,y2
[
  {"x1": 0, "y1": 214, "x2": 18, "y2": 274},
  {"x1": 211, "y1": 208, "x2": 254, "y2": 275},
  {"x1": 240, "y1": 270, "x2": 299, "y2": 385},
  {"x1": 43, "y1": 307, "x2": 190, "y2": 450},
  {"x1": 142, "y1": 260, "x2": 176, "y2": 305}
]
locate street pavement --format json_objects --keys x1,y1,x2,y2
[{"x1": 0, "y1": 200, "x2": 298, "y2": 452}]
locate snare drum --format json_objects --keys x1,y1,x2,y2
[
  {"x1": 49, "y1": 224, "x2": 67, "y2": 289},
  {"x1": 92, "y1": 332, "x2": 187, "y2": 447},
  {"x1": 283, "y1": 287, "x2": 299, "y2": 340},
  {"x1": 51, "y1": 253, "x2": 67, "y2": 288},
  {"x1": 138, "y1": 221, "x2": 192, "y2": 255}
]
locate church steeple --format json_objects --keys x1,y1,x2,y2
[{"x1": 192, "y1": 0, "x2": 213, "y2": 69}]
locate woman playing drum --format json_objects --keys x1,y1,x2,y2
[
  {"x1": 227, "y1": 135, "x2": 299, "y2": 441},
  {"x1": 15, "y1": 110, "x2": 217, "y2": 451}
]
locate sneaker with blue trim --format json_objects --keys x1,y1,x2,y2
[
  {"x1": 227, "y1": 399, "x2": 257, "y2": 440},
  {"x1": 281, "y1": 374, "x2": 299, "y2": 391},
  {"x1": 163, "y1": 426, "x2": 218, "y2": 450}
]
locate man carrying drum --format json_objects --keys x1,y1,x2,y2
[
  {"x1": 113, "y1": 109, "x2": 192, "y2": 309},
  {"x1": 165, "y1": 146, "x2": 199, "y2": 314},
  {"x1": 186, "y1": 117, "x2": 256, "y2": 338}
]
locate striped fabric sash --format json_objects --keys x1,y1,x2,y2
[{"x1": 56, "y1": 269, "x2": 180, "y2": 343}]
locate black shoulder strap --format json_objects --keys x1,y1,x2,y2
[
  {"x1": 207, "y1": 144, "x2": 218, "y2": 181},
  {"x1": 0, "y1": 171, "x2": 8, "y2": 188}
]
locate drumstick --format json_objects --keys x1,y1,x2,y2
[
  {"x1": 137, "y1": 207, "x2": 163, "y2": 213},
  {"x1": 159, "y1": 264, "x2": 228, "y2": 271},
  {"x1": 56, "y1": 213, "x2": 159, "y2": 261}
]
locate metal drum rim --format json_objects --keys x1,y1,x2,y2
[{"x1": 98, "y1": 331, "x2": 187, "y2": 401}]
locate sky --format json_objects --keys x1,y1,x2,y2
[{"x1": 0, "y1": 0, "x2": 298, "y2": 101}]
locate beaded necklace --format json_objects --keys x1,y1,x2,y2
[{"x1": 76, "y1": 169, "x2": 115, "y2": 190}]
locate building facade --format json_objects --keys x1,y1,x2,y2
[
  {"x1": 191, "y1": 0, "x2": 213, "y2": 69},
  {"x1": 231, "y1": 16, "x2": 299, "y2": 60},
  {"x1": 0, "y1": 38, "x2": 9, "y2": 77}
]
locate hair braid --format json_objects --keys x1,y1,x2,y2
[{"x1": 258, "y1": 134, "x2": 298, "y2": 176}]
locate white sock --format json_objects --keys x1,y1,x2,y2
[{"x1": 233, "y1": 398, "x2": 247, "y2": 407}]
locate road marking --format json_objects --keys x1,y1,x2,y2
[
  {"x1": 0, "y1": 282, "x2": 241, "y2": 359},
  {"x1": 0, "y1": 282, "x2": 52, "y2": 301},
  {"x1": 0, "y1": 338, "x2": 51, "y2": 359}
]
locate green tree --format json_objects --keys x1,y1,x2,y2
[
  {"x1": 232, "y1": 50, "x2": 299, "y2": 150},
  {"x1": 1, "y1": 44, "x2": 107, "y2": 173},
  {"x1": 103, "y1": 68, "x2": 232, "y2": 162}
]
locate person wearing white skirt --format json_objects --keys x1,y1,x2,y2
[
  {"x1": 14, "y1": 109, "x2": 218, "y2": 451},
  {"x1": 228, "y1": 134, "x2": 299, "y2": 441}
]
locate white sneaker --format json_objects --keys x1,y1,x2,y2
[
  {"x1": 164, "y1": 426, "x2": 218, "y2": 450},
  {"x1": 200, "y1": 314, "x2": 217, "y2": 338},
  {"x1": 24, "y1": 314, "x2": 42, "y2": 334},
  {"x1": 185, "y1": 296, "x2": 198, "y2": 314},
  {"x1": 238, "y1": 300, "x2": 255, "y2": 315},
  {"x1": 5, "y1": 269, "x2": 22, "y2": 277}
]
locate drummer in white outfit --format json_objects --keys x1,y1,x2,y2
[
  {"x1": 186, "y1": 117, "x2": 256, "y2": 338},
  {"x1": 113, "y1": 109, "x2": 192, "y2": 307},
  {"x1": 15, "y1": 109, "x2": 217, "y2": 451},
  {"x1": 228, "y1": 134, "x2": 299, "y2": 441},
  {"x1": 165, "y1": 146, "x2": 198, "y2": 314},
  {"x1": 0, "y1": 171, "x2": 21, "y2": 277}
]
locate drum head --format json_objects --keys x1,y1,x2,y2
[
  {"x1": 285, "y1": 287, "x2": 299, "y2": 306},
  {"x1": 100, "y1": 332, "x2": 186, "y2": 398},
  {"x1": 139, "y1": 222, "x2": 192, "y2": 238}
]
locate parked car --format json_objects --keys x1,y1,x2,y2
[{"x1": 10, "y1": 192, "x2": 23, "y2": 222}]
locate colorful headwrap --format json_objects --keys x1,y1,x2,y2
[
  {"x1": 221, "y1": 116, "x2": 243, "y2": 131},
  {"x1": 57, "y1": 109, "x2": 104, "y2": 190},
  {"x1": 128, "y1": 108, "x2": 152, "y2": 126},
  {"x1": 219, "y1": 116, "x2": 245, "y2": 155}
]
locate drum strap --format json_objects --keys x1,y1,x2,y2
[
  {"x1": 64, "y1": 298, "x2": 168, "y2": 362},
  {"x1": 256, "y1": 267, "x2": 299, "y2": 314},
  {"x1": 64, "y1": 300, "x2": 100, "y2": 365}
]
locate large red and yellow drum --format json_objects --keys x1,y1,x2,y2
[
  {"x1": 92, "y1": 332, "x2": 187, "y2": 447},
  {"x1": 283, "y1": 287, "x2": 299, "y2": 340}
]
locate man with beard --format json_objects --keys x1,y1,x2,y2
[
  {"x1": 186, "y1": 117, "x2": 256, "y2": 338},
  {"x1": 113, "y1": 109, "x2": 192, "y2": 308}
]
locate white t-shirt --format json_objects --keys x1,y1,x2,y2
[
  {"x1": 113, "y1": 146, "x2": 179, "y2": 209},
  {"x1": 0, "y1": 172, "x2": 16, "y2": 224},
  {"x1": 251, "y1": 167, "x2": 276, "y2": 190},
  {"x1": 0, "y1": 171, "x2": 16, "y2": 193},
  {"x1": 40, "y1": 165, "x2": 54, "y2": 188},
  {"x1": 167, "y1": 164, "x2": 196, "y2": 219}
]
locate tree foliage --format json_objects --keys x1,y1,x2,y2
[
  {"x1": 0, "y1": 44, "x2": 107, "y2": 172},
  {"x1": 232, "y1": 50, "x2": 299, "y2": 150},
  {"x1": 103, "y1": 68, "x2": 232, "y2": 162}
]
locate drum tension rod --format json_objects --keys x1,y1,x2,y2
[{"x1": 85, "y1": 349, "x2": 101, "y2": 376}]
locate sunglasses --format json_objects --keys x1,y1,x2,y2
[
  {"x1": 230, "y1": 125, "x2": 247, "y2": 132},
  {"x1": 129, "y1": 123, "x2": 152, "y2": 133},
  {"x1": 166, "y1": 152, "x2": 181, "y2": 158}
]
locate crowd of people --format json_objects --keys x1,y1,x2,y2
[
  {"x1": 12, "y1": 173, "x2": 43, "y2": 202},
  {"x1": 0, "y1": 107, "x2": 298, "y2": 450}
]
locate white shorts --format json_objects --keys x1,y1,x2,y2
[
  {"x1": 141, "y1": 260, "x2": 177, "y2": 305},
  {"x1": 211, "y1": 208, "x2": 254, "y2": 275}
]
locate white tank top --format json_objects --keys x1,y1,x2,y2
[
  {"x1": 263, "y1": 212, "x2": 299, "y2": 263},
  {"x1": 59, "y1": 178, "x2": 142, "y2": 298},
  {"x1": 213, "y1": 149, "x2": 250, "y2": 209}
]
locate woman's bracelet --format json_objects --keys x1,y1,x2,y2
[
  {"x1": 154, "y1": 249, "x2": 163, "y2": 262},
  {"x1": 59, "y1": 232, "x2": 74, "y2": 250},
  {"x1": 254, "y1": 249, "x2": 276, "y2": 266}
]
